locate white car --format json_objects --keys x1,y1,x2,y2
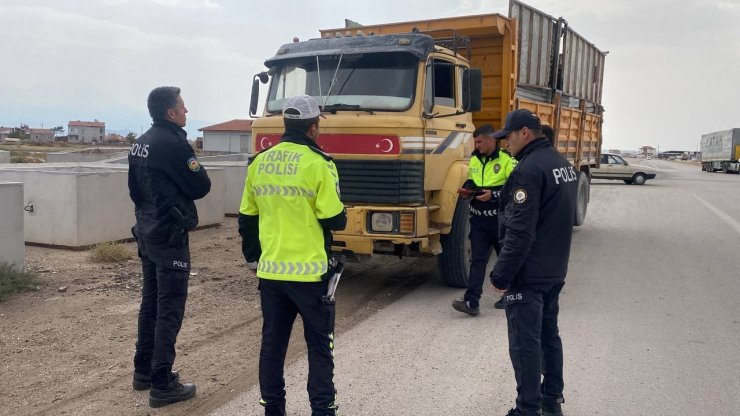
[{"x1": 591, "y1": 153, "x2": 657, "y2": 185}]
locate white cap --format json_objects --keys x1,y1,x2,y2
[{"x1": 282, "y1": 95, "x2": 321, "y2": 120}]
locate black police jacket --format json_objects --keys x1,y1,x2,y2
[
  {"x1": 128, "y1": 120, "x2": 211, "y2": 240},
  {"x1": 491, "y1": 137, "x2": 577, "y2": 289}
]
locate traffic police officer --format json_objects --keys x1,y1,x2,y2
[
  {"x1": 239, "y1": 95, "x2": 347, "y2": 416},
  {"x1": 129, "y1": 86, "x2": 211, "y2": 407},
  {"x1": 489, "y1": 109, "x2": 577, "y2": 416},
  {"x1": 452, "y1": 124, "x2": 514, "y2": 316}
]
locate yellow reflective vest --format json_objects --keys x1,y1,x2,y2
[
  {"x1": 239, "y1": 141, "x2": 344, "y2": 282},
  {"x1": 468, "y1": 149, "x2": 515, "y2": 188}
]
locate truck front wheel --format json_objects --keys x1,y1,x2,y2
[{"x1": 438, "y1": 198, "x2": 471, "y2": 288}]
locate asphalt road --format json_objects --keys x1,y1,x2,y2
[{"x1": 212, "y1": 159, "x2": 740, "y2": 416}]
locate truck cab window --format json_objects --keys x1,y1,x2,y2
[{"x1": 425, "y1": 59, "x2": 456, "y2": 109}]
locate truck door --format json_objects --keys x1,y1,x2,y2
[{"x1": 422, "y1": 58, "x2": 473, "y2": 190}]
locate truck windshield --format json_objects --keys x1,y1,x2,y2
[{"x1": 266, "y1": 52, "x2": 417, "y2": 113}]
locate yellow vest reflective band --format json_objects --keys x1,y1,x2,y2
[
  {"x1": 239, "y1": 141, "x2": 344, "y2": 282},
  {"x1": 468, "y1": 150, "x2": 515, "y2": 187}
]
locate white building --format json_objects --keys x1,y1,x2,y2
[
  {"x1": 68, "y1": 120, "x2": 105, "y2": 143},
  {"x1": 199, "y1": 119, "x2": 253, "y2": 153},
  {"x1": 28, "y1": 128, "x2": 54, "y2": 143}
]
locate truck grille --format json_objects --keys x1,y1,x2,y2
[{"x1": 333, "y1": 160, "x2": 424, "y2": 204}]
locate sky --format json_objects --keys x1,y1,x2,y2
[{"x1": 1, "y1": 0, "x2": 738, "y2": 151}]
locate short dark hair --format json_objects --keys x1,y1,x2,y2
[
  {"x1": 473, "y1": 124, "x2": 495, "y2": 138},
  {"x1": 147, "y1": 86, "x2": 181, "y2": 120},
  {"x1": 542, "y1": 125, "x2": 554, "y2": 143},
  {"x1": 283, "y1": 108, "x2": 319, "y2": 133}
]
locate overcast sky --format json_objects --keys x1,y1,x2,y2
[{"x1": 1, "y1": 0, "x2": 738, "y2": 151}]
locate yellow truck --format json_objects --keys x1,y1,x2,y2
[{"x1": 248, "y1": 0, "x2": 606, "y2": 287}]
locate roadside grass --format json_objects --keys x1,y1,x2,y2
[
  {"x1": 0, "y1": 263, "x2": 40, "y2": 302},
  {"x1": 89, "y1": 242, "x2": 134, "y2": 263},
  {"x1": 9, "y1": 150, "x2": 45, "y2": 163}
]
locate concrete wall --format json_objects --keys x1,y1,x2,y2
[
  {"x1": 0, "y1": 182, "x2": 25, "y2": 270},
  {"x1": 0, "y1": 164, "x2": 225, "y2": 247},
  {"x1": 46, "y1": 150, "x2": 128, "y2": 163},
  {"x1": 201, "y1": 161, "x2": 247, "y2": 215},
  {"x1": 0, "y1": 150, "x2": 9, "y2": 164}
]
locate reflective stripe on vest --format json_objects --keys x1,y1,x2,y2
[{"x1": 257, "y1": 260, "x2": 329, "y2": 275}]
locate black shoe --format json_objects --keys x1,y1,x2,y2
[
  {"x1": 542, "y1": 402, "x2": 563, "y2": 416},
  {"x1": 452, "y1": 299, "x2": 479, "y2": 316},
  {"x1": 506, "y1": 408, "x2": 542, "y2": 416},
  {"x1": 132, "y1": 371, "x2": 179, "y2": 391},
  {"x1": 494, "y1": 296, "x2": 506, "y2": 309},
  {"x1": 149, "y1": 381, "x2": 196, "y2": 408}
]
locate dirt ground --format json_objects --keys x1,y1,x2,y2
[{"x1": 0, "y1": 218, "x2": 434, "y2": 416}]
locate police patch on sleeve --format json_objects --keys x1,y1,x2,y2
[
  {"x1": 494, "y1": 163, "x2": 501, "y2": 174},
  {"x1": 187, "y1": 157, "x2": 201, "y2": 172},
  {"x1": 513, "y1": 188, "x2": 527, "y2": 204}
]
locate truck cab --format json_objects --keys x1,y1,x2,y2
[{"x1": 249, "y1": 32, "x2": 482, "y2": 287}]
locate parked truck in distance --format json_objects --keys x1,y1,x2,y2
[
  {"x1": 701, "y1": 129, "x2": 740, "y2": 173},
  {"x1": 248, "y1": 0, "x2": 606, "y2": 287}
]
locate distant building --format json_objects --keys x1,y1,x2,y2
[
  {"x1": 28, "y1": 128, "x2": 54, "y2": 143},
  {"x1": 199, "y1": 119, "x2": 253, "y2": 153},
  {"x1": 0, "y1": 127, "x2": 12, "y2": 142},
  {"x1": 639, "y1": 146, "x2": 656, "y2": 156},
  {"x1": 68, "y1": 120, "x2": 106, "y2": 143}
]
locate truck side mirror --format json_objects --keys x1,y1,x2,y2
[
  {"x1": 249, "y1": 72, "x2": 269, "y2": 118},
  {"x1": 462, "y1": 68, "x2": 482, "y2": 113}
]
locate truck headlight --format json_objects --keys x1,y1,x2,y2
[
  {"x1": 370, "y1": 212, "x2": 394, "y2": 232},
  {"x1": 367, "y1": 211, "x2": 415, "y2": 235}
]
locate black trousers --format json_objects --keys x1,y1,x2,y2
[
  {"x1": 464, "y1": 214, "x2": 501, "y2": 309},
  {"x1": 259, "y1": 279, "x2": 337, "y2": 416},
  {"x1": 504, "y1": 283, "x2": 565, "y2": 415},
  {"x1": 133, "y1": 236, "x2": 190, "y2": 388}
]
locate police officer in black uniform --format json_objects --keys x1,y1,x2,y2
[
  {"x1": 489, "y1": 109, "x2": 577, "y2": 416},
  {"x1": 128, "y1": 86, "x2": 211, "y2": 408}
]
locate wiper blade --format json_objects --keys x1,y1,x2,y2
[
  {"x1": 322, "y1": 103, "x2": 362, "y2": 113},
  {"x1": 322, "y1": 104, "x2": 374, "y2": 115}
]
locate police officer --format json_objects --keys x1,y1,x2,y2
[
  {"x1": 128, "y1": 86, "x2": 211, "y2": 408},
  {"x1": 452, "y1": 124, "x2": 514, "y2": 316},
  {"x1": 238, "y1": 95, "x2": 347, "y2": 416},
  {"x1": 489, "y1": 109, "x2": 577, "y2": 416}
]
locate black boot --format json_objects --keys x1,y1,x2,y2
[
  {"x1": 149, "y1": 377, "x2": 196, "y2": 408},
  {"x1": 542, "y1": 401, "x2": 563, "y2": 416},
  {"x1": 132, "y1": 371, "x2": 179, "y2": 391},
  {"x1": 494, "y1": 295, "x2": 506, "y2": 309}
]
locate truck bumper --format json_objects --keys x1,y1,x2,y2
[{"x1": 332, "y1": 205, "x2": 442, "y2": 256}]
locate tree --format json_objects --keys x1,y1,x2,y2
[
  {"x1": 50, "y1": 126, "x2": 65, "y2": 136},
  {"x1": 125, "y1": 133, "x2": 137, "y2": 144}
]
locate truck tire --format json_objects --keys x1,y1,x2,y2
[
  {"x1": 437, "y1": 197, "x2": 471, "y2": 288},
  {"x1": 574, "y1": 171, "x2": 589, "y2": 226}
]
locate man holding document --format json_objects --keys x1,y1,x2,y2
[{"x1": 238, "y1": 95, "x2": 347, "y2": 416}]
